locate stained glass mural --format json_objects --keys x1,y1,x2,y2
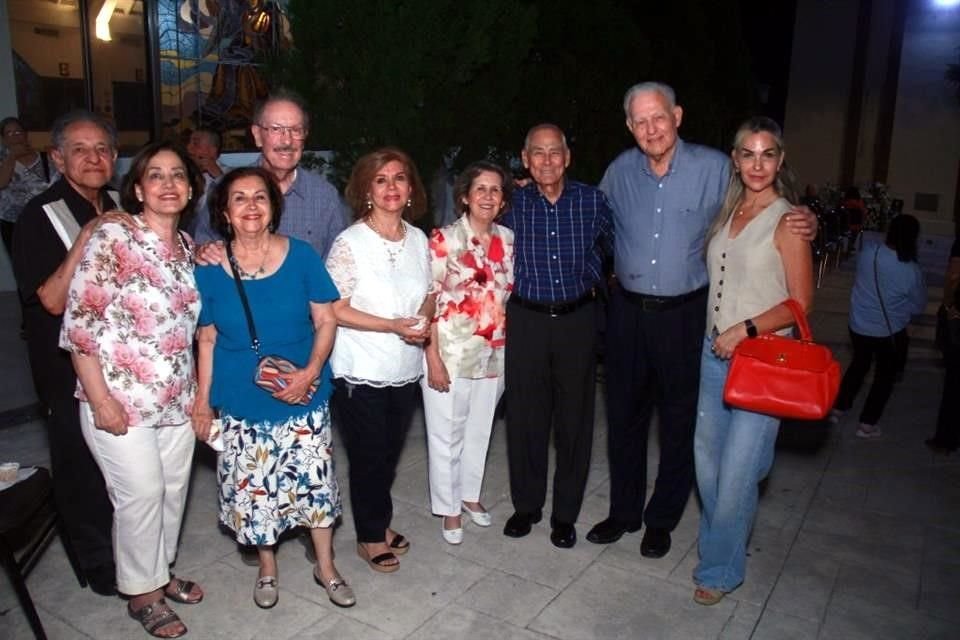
[{"x1": 157, "y1": 0, "x2": 291, "y2": 149}]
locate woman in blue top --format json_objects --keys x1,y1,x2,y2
[
  {"x1": 191, "y1": 167, "x2": 354, "y2": 609},
  {"x1": 832, "y1": 214, "x2": 927, "y2": 438}
]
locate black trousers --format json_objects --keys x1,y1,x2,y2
[
  {"x1": 603, "y1": 286, "x2": 706, "y2": 530},
  {"x1": 504, "y1": 300, "x2": 596, "y2": 524},
  {"x1": 46, "y1": 386, "x2": 115, "y2": 572},
  {"x1": 932, "y1": 345, "x2": 960, "y2": 449},
  {"x1": 834, "y1": 328, "x2": 907, "y2": 425},
  {"x1": 333, "y1": 380, "x2": 418, "y2": 543}
]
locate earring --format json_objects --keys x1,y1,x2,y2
[
  {"x1": 366, "y1": 198, "x2": 373, "y2": 210},
  {"x1": 406, "y1": 198, "x2": 412, "y2": 208}
]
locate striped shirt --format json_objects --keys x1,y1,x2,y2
[{"x1": 502, "y1": 180, "x2": 613, "y2": 303}]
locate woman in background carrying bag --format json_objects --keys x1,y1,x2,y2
[
  {"x1": 831, "y1": 214, "x2": 926, "y2": 438},
  {"x1": 191, "y1": 167, "x2": 354, "y2": 610},
  {"x1": 692, "y1": 117, "x2": 813, "y2": 606}
]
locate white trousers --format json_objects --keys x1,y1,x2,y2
[
  {"x1": 421, "y1": 375, "x2": 503, "y2": 516},
  {"x1": 79, "y1": 402, "x2": 195, "y2": 595}
]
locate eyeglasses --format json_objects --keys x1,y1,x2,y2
[
  {"x1": 257, "y1": 123, "x2": 307, "y2": 140},
  {"x1": 2, "y1": 129, "x2": 25, "y2": 137}
]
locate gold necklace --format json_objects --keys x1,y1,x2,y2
[{"x1": 366, "y1": 216, "x2": 407, "y2": 267}]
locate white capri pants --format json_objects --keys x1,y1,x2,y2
[
  {"x1": 79, "y1": 402, "x2": 195, "y2": 595},
  {"x1": 421, "y1": 374, "x2": 504, "y2": 516}
]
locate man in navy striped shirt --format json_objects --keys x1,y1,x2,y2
[{"x1": 500, "y1": 124, "x2": 613, "y2": 548}]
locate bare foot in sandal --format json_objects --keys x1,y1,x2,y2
[
  {"x1": 128, "y1": 593, "x2": 186, "y2": 638},
  {"x1": 164, "y1": 575, "x2": 203, "y2": 605},
  {"x1": 357, "y1": 542, "x2": 399, "y2": 573}
]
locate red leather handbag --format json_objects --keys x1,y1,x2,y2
[{"x1": 722, "y1": 299, "x2": 841, "y2": 420}]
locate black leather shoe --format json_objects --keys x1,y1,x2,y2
[
  {"x1": 640, "y1": 527, "x2": 671, "y2": 558},
  {"x1": 550, "y1": 522, "x2": 576, "y2": 548},
  {"x1": 586, "y1": 517, "x2": 642, "y2": 544},
  {"x1": 502, "y1": 511, "x2": 542, "y2": 538},
  {"x1": 85, "y1": 564, "x2": 118, "y2": 596}
]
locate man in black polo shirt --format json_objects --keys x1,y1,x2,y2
[{"x1": 12, "y1": 110, "x2": 120, "y2": 595}]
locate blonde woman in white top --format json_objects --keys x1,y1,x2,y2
[
  {"x1": 325, "y1": 148, "x2": 433, "y2": 573},
  {"x1": 692, "y1": 117, "x2": 813, "y2": 606}
]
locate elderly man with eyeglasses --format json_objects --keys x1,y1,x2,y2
[{"x1": 193, "y1": 89, "x2": 348, "y2": 260}]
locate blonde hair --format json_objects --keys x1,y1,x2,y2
[{"x1": 707, "y1": 116, "x2": 798, "y2": 242}]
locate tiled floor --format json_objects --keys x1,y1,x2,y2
[{"x1": 1, "y1": 252, "x2": 957, "y2": 639}]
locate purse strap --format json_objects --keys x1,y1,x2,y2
[
  {"x1": 873, "y1": 245, "x2": 895, "y2": 336},
  {"x1": 783, "y1": 299, "x2": 813, "y2": 341},
  {"x1": 225, "y1": 242, "x2": 262, "y2": 357}
]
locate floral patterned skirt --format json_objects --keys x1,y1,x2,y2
[{"x1": 218, "y1": 403, "x2": 342, "y2": 546}]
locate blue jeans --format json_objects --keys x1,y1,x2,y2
[{"x1": 693, "y1": 336, "x2": 781, "y2": 592}]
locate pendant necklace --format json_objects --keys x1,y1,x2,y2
[
  {"x1": 366, "y1": 216, "x2": 407, "y2": 267},
  {"x1": 230, "y1": 239, "x2": 271, "y2": 279}
]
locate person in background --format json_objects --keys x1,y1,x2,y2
[
  {"x1": 60, "y1": 141, "x2": 205, "y2": 638},
  {"x1": 192, "y1": 167, "x2": 353, "y2": 609},
  {"x1": 325, "y1": 147, "x2": 433, "y2": 573},
  {"x1": 0, "y1": 116, "x2": 57, "y2": 260},
  {"x1": 832, "y1": 214, "x2": 927, "y2": 438},
  {"x1": 926, "y1": 230, "x2": 960, "y2": 454},
  {"x1": 692, "y1": 116, "x2": 813, "y2": 606},
  {"x1": 423, "y1": 160, "x2": 514, "y2": 545},
  {"x1": 184, "y1": 126, "x2": 224, "y2": 235}
]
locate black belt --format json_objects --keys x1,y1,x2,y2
[
  {"x1": 620, "y1": 286, "x2": 707, "y2": 312},
  {"x1": 509, "y1": 291, "x2": 595, "y2": 317}
]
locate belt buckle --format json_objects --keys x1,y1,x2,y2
[
  {"x1": 640, "y1": 297, "x2": 661, "y2": 312},
  {"x1": 549, "y1": 304, "x2": 559, "y2": 318}
]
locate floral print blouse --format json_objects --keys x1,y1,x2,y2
[
  {"x1": 429, "y1": 215, "x2": 514, "y2": 379},
  {"x1": 60, "y1": 216, "x2": 200, "y2": 427}
]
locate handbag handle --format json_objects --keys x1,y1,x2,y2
[
  {"x1": 783, "y1": 299, "x2": 812, "y2": 341},
  {"x1": 225, "y1": 242, "x2": 262, "y2": 357}
]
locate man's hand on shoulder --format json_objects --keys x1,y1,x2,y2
[{"x1": 784, "y1": 205, "x2": 818, "y2": 242}]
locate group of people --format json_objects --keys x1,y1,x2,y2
[{"x1": 8, "y1": 79, "x2": 937, "y2": 639}]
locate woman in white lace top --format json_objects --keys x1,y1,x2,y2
[{"x1": 325, "y1": 147, "x2": 434, "y2": 573}]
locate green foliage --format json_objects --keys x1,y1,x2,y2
[
  {"x1": 272, "y1": 0, "x2": 537, "y2": 197},
  {"x1": 269, "y1": 0, "x2": 757, "y2": 223}
]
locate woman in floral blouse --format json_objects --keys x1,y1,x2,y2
[
  {"x1": 422, "y1": 161, "x2": 514, "y2": 545},
  {"x1": 60, "y1": 142, "x2": 205, "y2": 639}
]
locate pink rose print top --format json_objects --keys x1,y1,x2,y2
[
  {"x1": 429, "y1": 215, "x2": 514, "y2": 379},
  {"x1": 59, "y1": 217, "x2": 200, "y2": 427}
]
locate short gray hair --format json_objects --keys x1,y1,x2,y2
[
  {"x1": 523, "y1": 123, "x2": 568, "y2": 150},
  {"x1": 51, "y1": 109, "x2": 117, "y2": 150},
  {"x1": 622, "y1": 82, "x2": 677, "y2": 118},
  {"x1": 253, "y1": 88, "x2": 310, "y2": 130}
]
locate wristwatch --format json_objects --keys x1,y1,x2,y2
[{"x1": 744, "y1": 318, "x2": 758, "y2": 338}]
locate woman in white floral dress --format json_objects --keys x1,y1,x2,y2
[
  {"x1": 422, "y1": 161, "x2": 514, "y2": 545},
  {"x1": 60, "y1": 142, "x2": 205, "y2": 639}
]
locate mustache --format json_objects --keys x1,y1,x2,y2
[{"x1": 271, "y1": 145, "x2": 298, "y2": 153}]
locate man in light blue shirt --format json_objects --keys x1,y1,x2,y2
[
  {"x1": 589, "y1": 82, "x2": 814, "y2": 557},
  {"x1": 193, "y1": 90, "x2": 347, "y2": 259}
]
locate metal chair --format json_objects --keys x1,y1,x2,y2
[{"x1": 0, "y1": 467, "x2": 86, "y2": 640}]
